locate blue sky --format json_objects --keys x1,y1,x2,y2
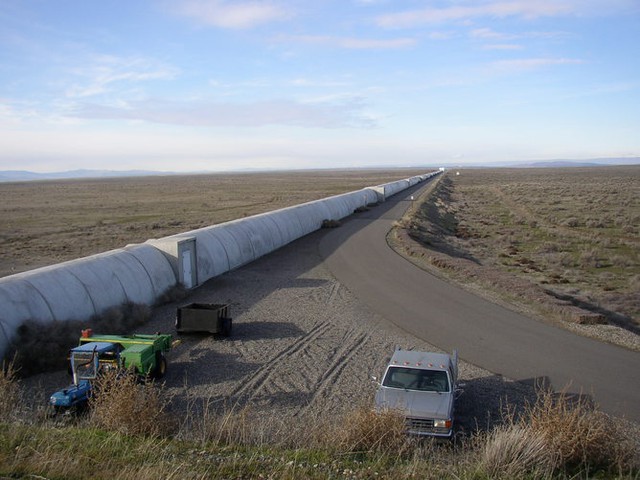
[{"x1": 1, "y1": 0, "x2": 639, "y2": 172}]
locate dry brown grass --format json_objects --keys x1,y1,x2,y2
[
  {"x1": 179, "y1": 398, "x2": 413, "y2": 457},
  {"x1": 0, "y1": 359, "x2": 20, "y2": 421},
  {"x1": 89, "y1": 369, "x2": 174, "y2": 437},
  {"x1": 2, "y1": 384, "x2": 637, "y2": 478},
  {"x1": 195, "y1": 403, "x2": 285, "y2": 447},
  {"x1": 478, "y1": 389, "x2": 638, "y2": 477},
  {"x1": 333, "y1": 407, "x2": 412, "y2": 455},
  {"x1": 523, "y1": 390, "x2": 636, "y2": 473},
  {"x1": 479, "y1": 424, "x2": 555, "y2": 479}
]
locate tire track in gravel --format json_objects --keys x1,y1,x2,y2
[
  {"x1": 228, "y1": 320, "x2": 333, "y2": 401},
  {"x1": 228, "y1": 279, "x2": 363, "y2": 406},
  {"x1": 308, "y1": 329, "x2": 370, "y2": 406}
]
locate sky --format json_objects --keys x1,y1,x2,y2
[{"x1": 1, "y1": 0, "x2": 639, "y2": 173}]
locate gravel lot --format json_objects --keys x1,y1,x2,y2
[{"x1": 113, "y1": 225, "x2": 537, "y2": 434}]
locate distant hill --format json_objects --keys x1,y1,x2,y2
[
  {"x1": 438, "y1": 157, "x2": 640, "y2": 169},
  {"x1": 515, "y1": 161, "x2": 601, "y2": 168},
  {"x1": 0, "y1": 169, "x2": 173, "y2": 182},
  {"x1": 0, "y1": 157, "x2": 638, "y2": 182}
]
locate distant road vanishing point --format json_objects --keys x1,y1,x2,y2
[{"x1": 319, "y1": 180, "x2": 640, "y2": 423}]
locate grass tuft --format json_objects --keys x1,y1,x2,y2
[
  {"x1": 523, "y1": 389, "x2": 636, "y2": 473},
  {"x1": 479, "y1": 424, "x2": 555, "y2": 479},
  {"x1": 333, "y1": 407, "x2": 412, "y2": 455},
  {"x1": 0, "y1": 358, "x2": 20, "y2": 421},
  {"x1": 478, "y1": 389, "x2": 638, "y2": 477},
  {"x1": 89, "y1": 370, "x2": 175, "y2": 438}
]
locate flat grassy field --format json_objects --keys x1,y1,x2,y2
[
  {"x1": 399, "y1": 166, "x2": 639, "y2": 330},
  {"x1": 0, "y1": 169, "x2": 428, "y2": 278}
]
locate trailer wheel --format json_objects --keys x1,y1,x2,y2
[
  {"x1": 221, "y1": 318, "x2": 232, "y2": 337},
  {"x1": 153, "y1": 353, "x2": 167, "y2": 379}
]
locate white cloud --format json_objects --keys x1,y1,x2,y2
[
  {"x1": 288, "y1": 77, "x2": 353, "y2": 88},
  {"x1": 174, "y1": 0, "x2": 292, "y2": 29},
  {"x1": 275, "y1": 34, "x2": 416, "y2": 49},
  {"x1": 470, "y1": 27, "x2": 512, "y2": 40},
  {"x1": 376, "y1": 1, "x2": 574, "y2": 28},
  {"x1": 488, "y1": 57, "x2": 584, "y2": 74},
  {"x1": 481, "y1": 43, "x2": 523, "y2": 50},
  {"x1": 66, "y1": 55, "x2": 179, "y2": 98},
  {"x1": 70, "y1": 97, "x2": 377, "y2": 129},
  {"x1": 428, "y1": 31, "x2": 456, "y2": 40},
  {"x1": 469, "y1": 27, "x2": 570, "y2": 41}
]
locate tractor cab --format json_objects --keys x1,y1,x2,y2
[{"x1": 70, "y1": 341, "x2": 119, "y2": 383}]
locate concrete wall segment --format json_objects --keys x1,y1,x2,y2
[{"x1": 126, "y1": 244, "x2": 179, "y2": 297}]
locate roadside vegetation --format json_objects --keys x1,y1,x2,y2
[
  {"x1": 1, "y1": 363, "x2": 637, "y2": 479},
  {"x1": 391, "y1": 166, "x2": 640, "y2": 350}
]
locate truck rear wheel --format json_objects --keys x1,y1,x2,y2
[
  {"x1": 153, "y1": 353, "x2": 167, "y2": 379},
  {"x1": 221, "y1": 318, "x2": 232, "y2": 337}
]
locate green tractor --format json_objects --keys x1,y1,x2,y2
[{"x1": 49, "y1": 330, "x2": 173, "y2": 411}]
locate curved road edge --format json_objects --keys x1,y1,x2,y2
[{"x1": 318, "y1": 181, "x2": 640, "y2": 423}]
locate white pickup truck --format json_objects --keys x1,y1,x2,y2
[{"x1": 374, "y1": 348, "x2": 459, "y2": 438}]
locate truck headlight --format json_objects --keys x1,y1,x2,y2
[{"x1": 434, "y1": 419, "x2": 452, "y2": 429}]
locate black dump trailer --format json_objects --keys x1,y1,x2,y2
[{"x1": 176, "y1": 303, "x2": 232, "y2": 337}]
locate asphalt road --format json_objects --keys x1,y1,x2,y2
[{"x1": 319, "y1": 180, "x2": 640, "y2": 423}]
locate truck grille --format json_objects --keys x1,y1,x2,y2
[
  {"x1": 406, "y1": 417, "x2": 434, "y2": 430},
  {"x1": 405, "y1": 417, "x2": 450, "y2": 436}
]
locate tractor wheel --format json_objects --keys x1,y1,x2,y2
[
  {"x1": 153, "y1": 353, "x2": 167, "y2": 379},
  {"x1": 221, "y1": 318, "x2": 232, "y2": 337}
]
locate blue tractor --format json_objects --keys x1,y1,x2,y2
[
  {"x1": 49, "y1": 331, "x2": 173, "y2": 412},
  {"x1": 49, "y1": 341, "x2": 119, "y2": 411}
]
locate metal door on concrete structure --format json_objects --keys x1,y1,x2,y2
[
  {"x1": 181, "y1": 250, "x2": 193, "y2": 288},
  {"x1": 177, "y1": 238, "x2": 197, "y2": 288}
]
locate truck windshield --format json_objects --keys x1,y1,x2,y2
[
  {"x1": 382, "y1": 367, "x2": 450, "y2": 393},
  {"x1": 72, "y1": 352, "x2": 97, "y2": 380}
]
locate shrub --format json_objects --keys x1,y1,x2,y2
[
  {"x1": 478, "y1": 390, "x2": 637, "y2": 477},
  {"x1": 5, "y1": 301, "x2": 151, "y2": 377},
  {"x1": 563, "y1": 217, "x2": 581, "y2": 228},
  {"x1": 333, "y1": 407, "x2": 412, "y2": 456},
  {"x1": 322, "y1": 219, "x2": 342, "y2": 228},
  {"x1": 579, "y1": 249, "x2": 602, "y2": 268},
  {"x1": 586, "y1": 218, "x2": 606, "y2": 228},
  {"x1": 97, "y1": 301, "x2": 150, "y2": 333},
  {"x1": 478, "y1": 424, "x2": 555, "y2": 479},
  {"x1": 89, "y1": 370, "x2": 174, "y2": 437},
  {"x1": 522, "y1": 390, "x2": 636, "y2": 473},
  {"x1": 155, "y1": 283, "x2": 188, "y2": 305},
  {"x1": 611, "y1": 255, "x2": 633, "y2": 268}
]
